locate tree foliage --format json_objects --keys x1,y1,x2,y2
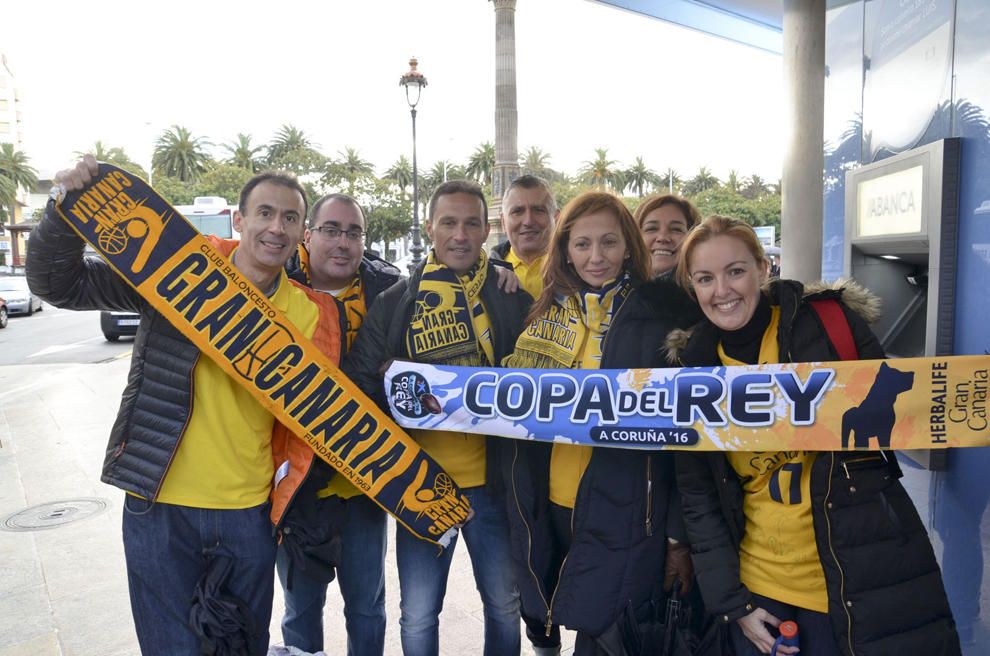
[
  {"x1": 224, "y1": 133, "x2": 265, "y2": 172},
  {"x1": 364, "y1": 179, "x2": 413, "y2": 254},
  {"x1": 579, "y1": 148, "x2": 624, "y2": 192},
  {"x1": 76, "y1": 141, "x2": 148, "y2": 178},
  {"x1": 323, "y1": 146, "x2": 376, "y2": 194},
  {"x1": 267, "y1": 125, "x2": 325, "y2": 175},
  {"x1": 691, "y1": 186, "x2": 781, "y2": 234},
  {"x1": 153, "y1": 126, "x2": 212, "y2": 182},
  {"x1": 466, "y1": 142, "x2": 496, "y2": 191},
  {"x1": 682, "y1": 166, "x2": 720, "y2": 196},
  {"x1": 384, "y1": 155, "x2": 412, "y2": 196},
  {"x1": 0, "y1": 143, "x2": 38, "y2": 224},
  {"x1": 624, "y1": 156, "x2": 658, "y2": 197}
]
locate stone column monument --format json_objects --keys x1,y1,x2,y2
[{"x1": 489, "y1": 0, "x2": 520, "y2": 245}]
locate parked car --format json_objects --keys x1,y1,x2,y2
[
  {"x1": 0, "y1": 296, "x2": 7, "y2": 329},
  {"x1": 100, "y1": 310, "x2": 140, "y2": 342},
  {"x1": 0, "y1": 276, "x2": 43, "y2": 316}
]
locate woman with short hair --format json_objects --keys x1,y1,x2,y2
[{"x1": 635, "y1": 193, "x2": 701, "y2": 279}]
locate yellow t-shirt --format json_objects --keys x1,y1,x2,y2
[
  {"x1": 156, "y1": 270, "x2": 320, "y2": 509},
  {"x1": 505, "y1": 248, "x2": 545, "y2": 300},
  {"x1": 548, "y1": 289, "x2": 618, "y2": 508},
  {"x1": 409, "y1": 291, "x2": 494, "y2": 489},
  {"x1": 720, "y1": 306, "x2": 828, "y2": 612}
]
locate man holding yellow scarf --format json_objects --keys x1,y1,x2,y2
[{"x1": 345, "y1": 180, "x2": 532, "y2": 656}]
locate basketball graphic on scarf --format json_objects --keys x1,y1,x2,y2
[
  {"x1": 411, "y1": 291, "x2": 443, "y2": 323},
  {"x1": 420, "y1": 393, "x2": 442, "y2": 414},
  {"x1": 433, "y1": 473, "x2": 454, "y2": 498}
]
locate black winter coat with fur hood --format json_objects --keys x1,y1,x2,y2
[{"x1": 666, "y1": 278, "x2": 960, "y2": 656}]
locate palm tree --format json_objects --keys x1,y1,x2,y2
[
  {"x1": 683, "y1": 167, "x2": 719, "y2": 196},
  {"x1": 223, "y1": 133, "x2": 264, "y2": 172},
  {"x1": 152, "y1": 125, "x2": 212, "y2": 182},
  {"x1": 267, "y1": 124, "x2": 315, "y2": 166},
  {"x1": 657, "y1": 167, "x2": 681, "y2": 194},
  {"x1": 725, "y1": 170, "x2": 742, "y2": 194},
  {"x1": 742, "y1": 174, "x2": 770, "y2": 199},
  {"x1": 465, "y1": 142, "x2": 496, "y2": 190},
  {"x1": 429, "y1": 160, "x2": 465, "y2": 184},
  {"x1": 75, "y1": 141, "x2": 148, "y2": 178},
  {"x1": 520, "y1": 146, "x2": 552, "y2": 178},
  {"x1": 0, "y1": 174, "x2": 17, "y2": 225},
  {"x1": 322, "y1": 146, "x2": 376, "y2": 195},
  {"x1": 579, "y1": 148, "x2": 624, "y2": 191},
  {"x1": 0, "y1": 143, "x2": 38, "y2": 224},
  {"x1": 339, "y1": 147, "x2": 375, "y2": 179},
  {"x1": 384, "y1": 155, "x2": 413, "y2": 197},
  {"x1": 624, "y1": 156, "x2": 658, "y2": 197}
]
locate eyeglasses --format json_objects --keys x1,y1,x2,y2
[{"x1": 311, "y1": 226, "x2": 365, "y2": 242}]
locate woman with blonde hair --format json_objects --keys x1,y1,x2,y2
[
  {"x1": 503, "y1": 191, "x2": 700, "y2": 655},
  {"x1": 668, "y1": 215, "x2": 960, "y2": 655}
]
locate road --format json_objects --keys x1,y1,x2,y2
[
  {"x1": 0, "y1": 303, "x2": 134, "y2": 366},
  {"x1": 0, "y1": 302, "x2": 570, "y2": 655}
]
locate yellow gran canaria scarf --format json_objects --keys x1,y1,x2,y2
[
  {"x1": 336, "y1": 276, "x2": 366, "y2": 350},
  {"x1": 506, "y1": 273, "x2": 632, "y2": 370},
  {"x1": 405, "y1": 250, "x2": 494, "y2": 367}
]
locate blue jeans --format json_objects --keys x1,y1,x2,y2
[
  {"x1": 729, "y1": 593, "x2": 841, "y2": 656},
  {"x1": 396, "y1": 485, "x2": 521, "y2": 656},
  {"x1": 276, "y1": 493, "x2": 388, "y2": 655},
  {"x1": 122, "y1": 495, "x2": 276, "y2": 656}
]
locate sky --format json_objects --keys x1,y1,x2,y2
[{"x1": 3, "y1": 0, "x2": 784, "y2": 184}]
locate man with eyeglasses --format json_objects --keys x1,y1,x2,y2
[{"x1": 276, "y1": 193, "x2": 401, "y2": 655}]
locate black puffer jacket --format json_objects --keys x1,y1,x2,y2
[
  {"x1": 668, "y1": 279, "x2": 960, "y2": 656},
  {"x1": 506, "y1": 276, "x2": 701, "y2": 637},
  {"x1": 27, "y1": 201, "x2": 204, "y2": 499},
  {"x1": 342, "y1": 257, "x2": 532, "y2": 493}
]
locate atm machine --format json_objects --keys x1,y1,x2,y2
[{"x1": 843, "y1": 137, "x2": 961, "y2": 469}]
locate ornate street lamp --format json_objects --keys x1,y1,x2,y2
[{"x1": 399, "y1": 57, "x2": 428, "y2": 273}]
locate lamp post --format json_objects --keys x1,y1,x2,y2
[{"x1": 399, "y1": 57, "x2": 428, "y2": 273}]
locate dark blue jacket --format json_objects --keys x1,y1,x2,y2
[{"x1": 504, "y1": 275, "x2": 700, "y2": 637}]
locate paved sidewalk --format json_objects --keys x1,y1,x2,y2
[{"x1": 0, "y1": 358, "x2": 575, "y2": 655}]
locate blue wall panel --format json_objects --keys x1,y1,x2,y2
[{"x1": 826, "y1": 0, "x2": 990, "y2": 649}]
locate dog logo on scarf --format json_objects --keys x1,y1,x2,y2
[{"x1": 841, "y1": 362, "x2": 915, "y2": 448}]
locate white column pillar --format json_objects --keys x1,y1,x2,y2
[
  {"x1": 492, "y1": 0, "x2": 520, "y2": 205},
  {"x1": 781, "y1": 0, "x2": 826, "y2": 282}
]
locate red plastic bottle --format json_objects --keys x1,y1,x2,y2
[{"x1": 771, "y1": 621, "x2": 799, "y2": 655}]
